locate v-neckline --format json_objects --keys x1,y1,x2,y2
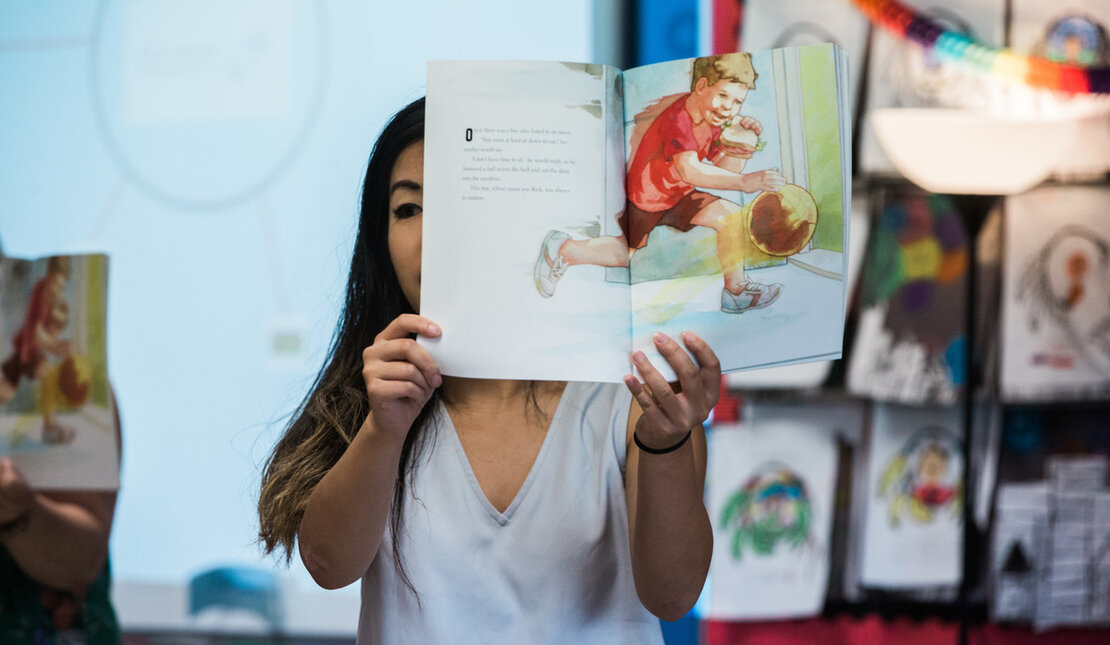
[{"x1": 441, "y1": 382, "x2": 574, "y2": 526}]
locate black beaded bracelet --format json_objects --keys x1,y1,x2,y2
[{"x1": 634, "y1": 429, "x2": 692, "y2": 455}]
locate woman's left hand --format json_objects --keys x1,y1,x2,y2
[{"x1": 623, "y1": 332, "x2": 721, "y2": 451}]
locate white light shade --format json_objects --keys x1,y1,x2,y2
[{"x1": 871, "y1": 108, "x2": 1083, "y2": 195}]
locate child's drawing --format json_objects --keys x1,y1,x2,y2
[
  {"x1": 1001, "y1": 187, "x2": 1110, "y2": 402},
  {"x1": 705, "y1": 400, "x2": 850, "y2": 620},
  {"x1": 1035, "y1": 14, "x2": 1110, "y2": 66},
  {"x1": 848, "y1": 192, "x2": 968, "y2": 405},
  {"x1": 877, "y1": 425, "x2": 963, "y2": 528},
  {"x1": 1018, "y1": 225, "x2": 1110, "y2": 378},
  {"x1": 719, "y1": 463, "x2": 814, "y2": 560},
  {"x1": 860, "y1": 403, "x2": 963, "y2": 589}
]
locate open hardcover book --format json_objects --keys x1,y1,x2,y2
[
  {"x1": 421, "y1": 45, "x2": 850, "y2": 382},
  {"x1": 0, "y1": 253, "x2": 117, "y2": 489}
]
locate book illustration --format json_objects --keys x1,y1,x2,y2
[
  {"x1": 617, "y1": 47, "x2": 847, "y2": 376},
  {"x1": 1001, "y1": 186, "x2": 1110, "y2": 402},
  {"x1": 719, "y1": 463, "x2": 814, "y2": 561},
  {"x1": 532, "y1": 53, "x2": 794, "y2": 315},
  {"x1": 421, "y1": 48, "x2": 847, "y2": 382},
  {"x1": 859, "y1": 403, "x2": 963, "y2": 589},
  {"x1": 847, "y1": 192, "x2": 968, "y2": 405},
  {"x1": 0, "y1": 253, "x2": 117, "y2": 490},
  {"x1": 877, "y1": 425, "x2": 963, "y2": 528}
]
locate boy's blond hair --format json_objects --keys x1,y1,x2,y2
[
  {"x1": 690, "y1": 53, "x2": 758, "y2": 91},
  {"x1": 46, "y1": 255, "x2": 71, "y2": 278}
]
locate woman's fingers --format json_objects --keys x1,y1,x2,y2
[
  {"x1": 376, "y1": 313, "x2": 441, "y2": 343},
  {"x1": 368, "y1": 360, "x2": 436, "y2": 392},
  {"x1": 653, "y1": 332, "x2": 704, "y2": 408},
  {"x1": 364, "y1": 337, "x2": 442, "y2": 389},
  {"x1": 632, "y1": 348, "x2": 688, "y2": 425},
  {"x1": 623, "y1": 374, "x2": 671, "y2": 429},
  {"x1": 681, "y1": 332, "x2": 722, "y2": 408}
]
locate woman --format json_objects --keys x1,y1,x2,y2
[{"x1": 258, "y1": 97, "x2": 716, "y2": 644}]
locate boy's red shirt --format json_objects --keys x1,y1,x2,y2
[{"x1": 625, "y1": 94, "x2": 722, "y2": 212}]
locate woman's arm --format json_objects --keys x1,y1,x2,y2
[
  {"x1": 0, "y1": 466, "x2": 116, "y2": 593},
  {"x1": 297, "y1": 314, "x2": 442, "y2": 590},
  {"x1": 297, "y1": 415, "x2": 407, "y2": 589},
  {"x1": 0, "y1": 397, "x2": 120, "y2": 594},
  {"x1": 623, "y1": 332, "x2": 718, "y2": 621}
]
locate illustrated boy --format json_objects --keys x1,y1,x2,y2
[
  {"x1": 534, "y1": 52, "x2": 787, "y2": 313},
  {"x1": 0, "y1": 256, "x2": 76, "y2": 443}
]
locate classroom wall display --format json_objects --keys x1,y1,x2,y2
[
  {"x1": 860, "y1": 402, "x2": 964, "y2": 589},
  {"x1": 0, "y1": 253, "x2": 117, "y2": 490},
  {"x1": 1000, "y1": 185, "x2": 1110, "y2": 402},
  {"x1": 858, "y1": 0, "x2": 1006, "y2": 175},
  {"x1": 705, "y1": 400, "x2": 861, "y2": 619},
  {"x1": 847, "y1": 190, "x2": 968, "y2": 405},
  {"x1": 739, "y1": 0, "x2": 869, "y2": 124}
]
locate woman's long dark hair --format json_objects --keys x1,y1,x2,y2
[{"x1": 258, "y1": 97, "x2": 435, "y2": 592}]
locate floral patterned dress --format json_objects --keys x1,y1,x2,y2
[{"x1": 0, "y1": 546, "x2": 119, "y2": 645}]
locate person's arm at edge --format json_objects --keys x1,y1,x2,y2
[
  {"x1": 0, "y1": 396, "x2": 121, "y2": 594},
  {"x1": 1, "y1": 486, "x2": 116, "y2": 594},
  {"x1": 624, "y1": 333, "x2": 715, "y2": 621}
]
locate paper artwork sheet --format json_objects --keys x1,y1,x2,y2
[
  {"x1": 740, "y1": 0, "x2": 868, "y2": 123},
  {"x1": 0, "y1": 254, "x2": 117, "y2": 490},
  {"x1": 859, "y1": 0, "x2": 1006, "y2": 175},
  {"x1": 705, "y1": 401, "x2": 858, "y2": 619},
  {"x1": 1000, "y1": 186, "x2": 1110, "y2": 402},
  {"x1": 621, "y1": 46, "x2": 849, "y2": 379},
  {"x1": 847, "y1": 190, "x2": 968, "y2": 405},
  {"x1": 1008, "y1": 1, "x2": 1110, "y2": 178},
  {"x1": 989, "y1": 482, "x2": 1049, "y2": 623},
  {"x1": 860, "y1": 403, "x2": 964, "y2": 589}
]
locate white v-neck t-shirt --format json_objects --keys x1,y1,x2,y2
[{"x1": 357, "y1": 381, "x2": 664, "y2": 644}]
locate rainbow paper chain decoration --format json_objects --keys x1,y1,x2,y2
[{"x1": 850, "y1": 0, "x2": 1110, "y2": 94}]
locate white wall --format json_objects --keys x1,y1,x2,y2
[{"x1": 0, "y1": 0, "x2": 593, "y2": 630}]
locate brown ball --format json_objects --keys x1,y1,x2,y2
[{"x1": 745, "y1": 184, "x2": 819, "y2": 257}]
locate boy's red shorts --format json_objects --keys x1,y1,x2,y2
[{"x1": 618, "y1": 190, "x2": 721, "y2": 250}]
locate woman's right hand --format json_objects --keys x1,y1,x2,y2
[{"x1": 361, "y1": 314, "x2": 442, "y2": 440}]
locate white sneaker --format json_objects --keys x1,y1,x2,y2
[
  {"x1": 534, "y1": 231, "x2": 570, "y2": 298},
  {"x1": 721, "y1": 281, "x2": 783, "y2": 313}
]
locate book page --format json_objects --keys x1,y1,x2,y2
[
  {"x1": 620, "y1": 46, "x2": 847, "y2": 380},
  {"x1": 0, "y1": 253, "x2": 118, "y2": 490},
  {"x1": 422, "y1": 60, "x2": 630, "y2": 382}
]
